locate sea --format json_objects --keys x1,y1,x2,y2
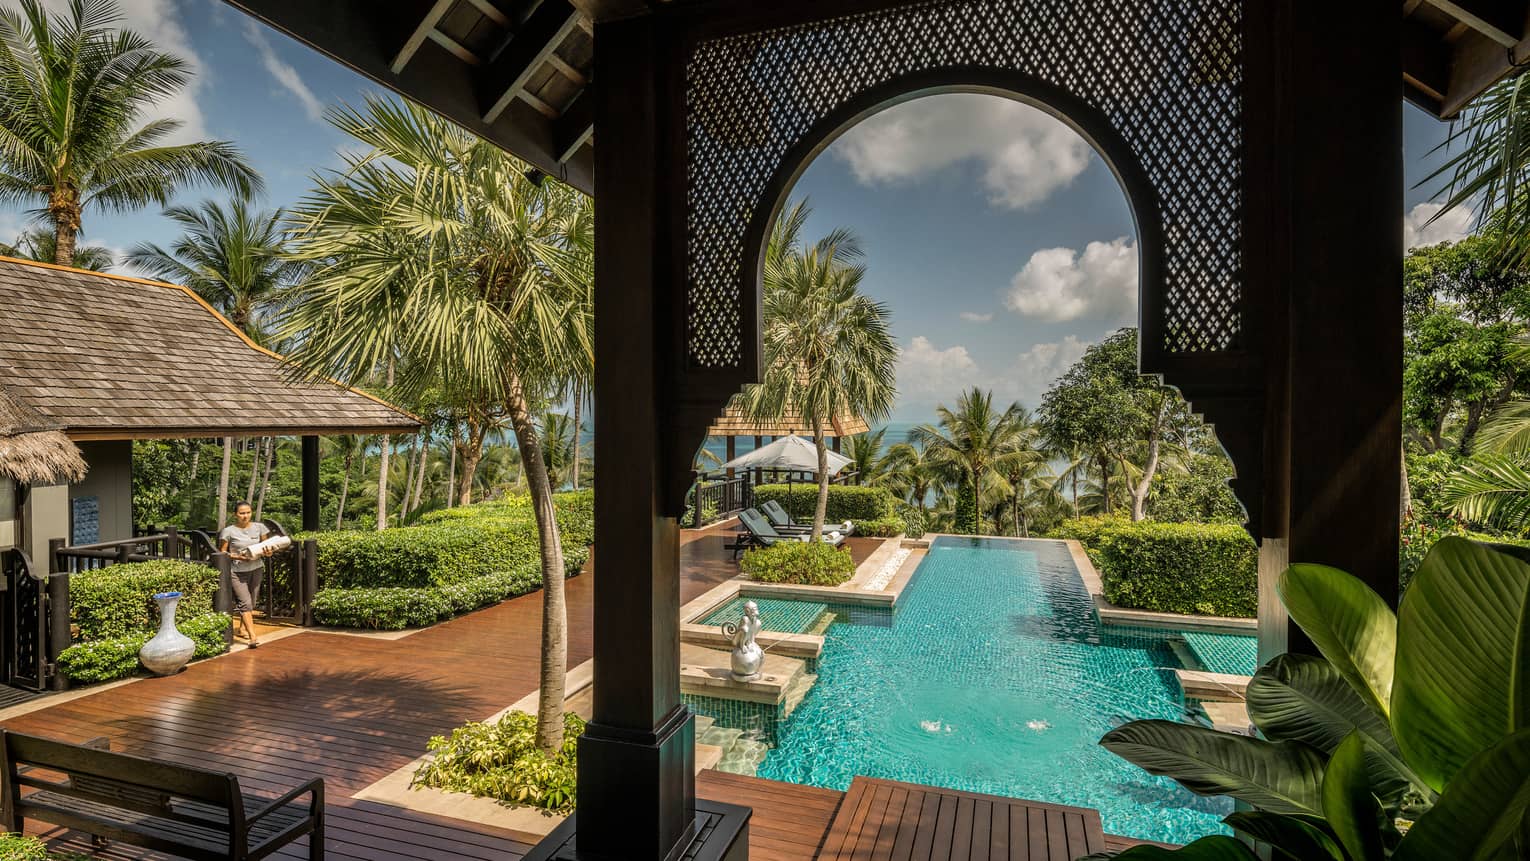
[{"x1": 576, "y1": 421, "x2": 924, "y2": 467}]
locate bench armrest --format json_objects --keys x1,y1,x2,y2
[{"x1": 247, "y1": 777, "x2": 324, "y2": 824}]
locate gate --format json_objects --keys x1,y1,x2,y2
[{"x1": 3, "y1": 549, "x2": 52, "y2": 691}]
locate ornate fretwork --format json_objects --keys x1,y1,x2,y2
[{"x1": 685, "y1": 0, "x2": 1244, "y2": 368}]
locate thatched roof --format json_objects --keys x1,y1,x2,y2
[
  {"x1": 0, "y1": 256, "x2": 420, "y2": 440},
  {"x1": 0, "y1": 383, "x2": 87, "y2": 485}
]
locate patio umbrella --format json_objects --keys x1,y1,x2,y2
[{"x1": 719, "y1": 433, "x2": 852, "y2": 476}]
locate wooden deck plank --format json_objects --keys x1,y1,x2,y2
[
  {"x1": 888, "y1": 787, "x2": 925, "y2": 861},
  {"x1": 908, "y1": 789, "x2": 942, "y2": 861},
  {"x1": 951, "y1": 796, "x2": 975, "y2": 859}
]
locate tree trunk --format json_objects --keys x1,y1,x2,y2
[
  {"x1": 336, "y1": 448, "x2": 354, "y2": 530},
  {"x1": 217, "y1": 437, "x2": 233, "y2": 527},
  {"x1": 377, "y1": 362, "x2": 394, "y2": 530},
  {"x1": 246, "y1": 437, "x2": 262, "y2": 504},
  {"x1": 456, "y1": 414, "x2": 486, "y2": 506},
  {"x1": 447, "y1": 418, "x2": 458, "y2": 508},
  {"x1": 570, "y1": 387, "x2": 582, "y2": 491},
  {"x1": 186, "y1": 445, "x2": 201, "y2": 522},
  {"x1": 1400, "y1": 440, "x2": 1413, "y2": 522},
  {"x1": 1072, "y1": 467, "x2": 1079, "y2": 518},
  {"x1": 1098, "y1": 453, "x2": 1111, "y2": 515},
  {"x1": 400, "y1": 435, "x2": 419, "y2": 515},
  {"x1": 1131, "y1": 403, "x2": 1168, "y2": 522},
  {"x1": 48, "y1": 192, "x2": 81, "y2": 268},
  {"x1": 255, "y1": 438, "x2": 275, "y2": 521},
  {"x1": 411, "y1": 430, "x2": 429, "y2": 514},
  {"x1": 507, "y1": 372, "x2": 569, "y2": 755},
  {"x1": 1012, "y1": 489, "x2": 1021, "y2": 537},
  {"x1": 810, "y1": 418, "x2": 830, "y2": 542},
  {"x1": 974, "y1": 469, "x2": 983, "y2": 535}
]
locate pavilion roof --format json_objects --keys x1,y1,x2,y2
[
  {"x1": 706, "y1": 395, "x2": 869, "y2": 438},
  {"x1": 0, "y1": 257, "x2": 421, "y2": 441},
  {"x1": 221, "y1": 0, "x2": 1530, "y2": 200},
  {"x1": 0, "y1": 382, "x2": 87, "y2": 485}
]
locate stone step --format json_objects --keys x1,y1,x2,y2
[{"x1": 694, "y1": 715, "x2": 716, "y2": 735}]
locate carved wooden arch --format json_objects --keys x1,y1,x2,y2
[{"x1": 662, "y1": 0, "x2": 1260, "y2": 525}]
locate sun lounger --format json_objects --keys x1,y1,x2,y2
[
  {"x1": 727, "y1": 508, "x2": 846, "y2": 559},
  {"x1": 760, "y1": 499, "x2": 856, "y2": 536}
]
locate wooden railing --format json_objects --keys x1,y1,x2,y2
[
  {"x1": 51, "y1": 528, "x2": 219, "y2": 573},
  {"x1": 691, "y1": 475, "x2": 753, "y2": 527}
]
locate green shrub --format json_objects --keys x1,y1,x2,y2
[
  {"x1": 70, "y1": 560, "x2": 219, "y2": 641},
  {"x1": 311, "y1": 587, "x2": 451, "y2": 630},
  {"x1": 853, "y1": 516, "x2": 904, "y2": 537},
  {"x1": 1092, "y1": 520, "x2": 1257, "y2": 617},
  {"x1": 752, "y1": 484, "x2": 895, "y2": 522},
  {"x1": 1045, "y1": 514, "x2": 1130, "y2": 551},
  {"x1": 305, "y1": 491, "x2": 593, "y2": 590},
  {"x1": 412, "y1": 710, "x2": 584, "y2": 813},
  {"x1": 0, "y1": 833, "x2": 47, "y2": 861},
  {"x1": 953, "y1": 482, "x2": 977, "y2": 535},
  {"x1": 57, "y1": 612, "x2": 230, "y2": 684},
  {"x1": 897, "y1": 504, "x2": 927, "y2": 539},
  {"x1": 740, "y1": 541, "x2": 855, "y2": 586}
]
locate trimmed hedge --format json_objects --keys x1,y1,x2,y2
[
  {"x1": 1049, "y1": 517, "x2": 1257, "y2": 618},
  {"x1": 307, "y1": 492, "x2": 594, "y2": 630},
  {"x1": 57, "y1": 612, "x2": 231, "y2": 684},
  {"x1": 740, "y1": 541, "x2": 855, "y2": 586},
  {"x1": 752, "y1": 484, "x2": 896, "y2": 523},
  {"x1": 70, "y1": 560, "x2": 220, "y2": 641}
]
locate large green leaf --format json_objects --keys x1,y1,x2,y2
[
  {"x1": 1080, "y1": 835, "x2": 1258, "y2": 861},
  {"x1": 1322, "y1": 733, "x2": 1387, "y2": 861},
  {"x1": 1223, "y1": 811, "x2": 1345, "y2": 861},
  {"x1": 1100, "y1": 720, "x2": 1326, "y2": 815},
  {"x1": 1393, "y1": 537, "x2": 1530, "y2": 790},
  {"x1": 1277, "y1": 564, "x2": 1396, "y2": 721},
  {"x1": 1393, "y1": 728, "x2": 1530, "y2": 861},
  {"x1": 1246, "y1": 654, "x2": 1423, "y2": 806}
]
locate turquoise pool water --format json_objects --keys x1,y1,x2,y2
[
  {"x1": 691, "y1": 536, "x2": 1236, "y2": 845},
  {"x1": 1183, "y1": 630, "x2": 1259, "y2": 676}
]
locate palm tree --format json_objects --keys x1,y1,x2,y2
[
  {"x1": 0, "y1": 0, "x2": 260, "y2": 267},
  {"x1": 910, "y1": 389, "x2": 1030, "y2": 535},
  {"x1": 743, "y1": 203, "x2": 898, "y2": 540},
  {"x1": 842, "y1": 428, "x2": 899, "y2": 487},
  {"x1": 280, "y1": 97, "x2": 593, "y2": 754},
  {"x1": 2, "y1": 228, "x2": 113, "y2": 269},
  {"x1": 539, "y1": 411, "x2": 580, "y2": 490},
  {"x1": 883, "y1": 441, "x2": 946, "y2": 513},
  {"x1": 127, "y1": 197, "x2": 301, "y2": 334}
]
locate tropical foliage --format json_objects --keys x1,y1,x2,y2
[
  {"x1": 1092, "y1": 537, "x2": 1530, "y2": 860},
  {"x1": 413, "y1": 710, "x2": 584, "y2": 814}
]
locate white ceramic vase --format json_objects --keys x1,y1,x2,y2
[{"x1": 139, "y1": 591, "x2": 196, "y2": 676}]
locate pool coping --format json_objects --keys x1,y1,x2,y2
[{"x1": 1064, "y1": 540, "x2": 1258, "y2": 636}]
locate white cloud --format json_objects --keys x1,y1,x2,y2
[
  {"x1": 1007, "y1": 336, "x2": 1089, "y2": 403},
  {"x1": 830, "y1": 94, "x2": 1093, "y2": 210},
  {"x1": 897, "y1": 336, "x2": 980, "y2": 400},
  {"x1": 959, "y1": 311, "x2": 993, "y2": 323},
  {"x1": 1004, "y1": 237, "x2": 1137, "y2": 323},
  {"x1": 1403, "y1": 201, "x2": 1473, "y2": 250},
  {"x1": 243, "y1": 20, "x2": 326, "y2": 122}
]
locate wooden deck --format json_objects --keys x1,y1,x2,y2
[
  {"x1": 816, "y1": 777, "x2": 1107, "y2": 861},
  {"x1": 1, "y1": 530, "x2": 1122, "y2": 860}
]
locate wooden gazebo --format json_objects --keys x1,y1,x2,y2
[
  {"x1": 212, "y1": 1, "x2": 1530, "y2": 858},
  {"x1": 706, "y1": 396, "x2": 870, "y2": 462}
]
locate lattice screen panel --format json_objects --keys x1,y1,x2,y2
[{"x1": 685, "y1": 0, "x2": 1243, "y2": 368}]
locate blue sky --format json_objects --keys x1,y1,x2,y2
[{"x1": 1, "y1": 1, "x2": 1475, "y2": 421}]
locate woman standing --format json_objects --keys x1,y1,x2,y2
[{"x1": 217, "y1": 501, "x2": 271, "y2": 647}]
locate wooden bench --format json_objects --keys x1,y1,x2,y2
[{"x1": 0, "y1": 730, "x2": 324, "y2": 860}]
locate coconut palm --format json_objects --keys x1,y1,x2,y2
[
  {"x1": 539, "y1": 410, "x2": 581, "y2": 491},
  {"x1": 883, "y1": 441, "x2": 947, "y2": 512},
  {"x1": 279, "y1": 97, "x2": 592, "y2": 754},
  {"x1": 2, "y1": 228, "x2": 113, "y2": 269},
  {"x1": 842, "y1": 428, "x2": 898, "y2": 486},
  {"x1": 910, "y1": 389, "x2": 1030, "y2": 535},
  {"x1": 127, "y1": 197, "x2": 302, "y2": 335},
  {"x1": 0, "y1": 0, "x2": 260, "y2": 267},
  {"x1": 743, "y1": 208, "x2": 898, "y2": 540}
]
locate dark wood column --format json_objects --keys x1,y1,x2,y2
[
  {"x1": 301, "y1": 436, "x2": 320, "y2": 533},
  {"x1": 1248, "y1": 0, "x2": 1403, "y2": 656}
]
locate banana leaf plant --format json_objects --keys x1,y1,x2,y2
[{"x1": 1086, "y1": 537, "x2": 1530, "y2": 860}]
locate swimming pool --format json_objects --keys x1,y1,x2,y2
[{"x1": 688, "y1": 536, "x2": 1239, "y2": 845}]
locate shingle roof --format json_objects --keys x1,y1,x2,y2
[
  {"x1": 0, "y1": 256, "x2": 420, "y2": 440},
  {"x1": 706, "y1": 396, "x2": 869, "y2": 439}
]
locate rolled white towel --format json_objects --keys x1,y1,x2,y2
[
  {"x1": 797, "y1": 534, "x2": 811, "y2": 543},
  {"x1": 840, "y1": 521, "x2": 855, "y2": 534},
  {"x1": 245, "y1": 534, "x2": 293, "y2": 556},
  {"x1": 827, "y1": 531, "x2": 842, "y2": 541}
]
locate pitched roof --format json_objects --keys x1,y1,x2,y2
[
  {"x1": 706, "y1": 395, "x2": 870, "y2": 438},
  {"x1": 0, "y1": 382, "x2": 88, "y2": 484},
  {"x1": 0, "y1": 256, "x2": 421, "y2": 440}
]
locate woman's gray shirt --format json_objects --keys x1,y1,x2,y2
[{"x1": 219, "y1": 523, "x2": 269, "y2": 573}]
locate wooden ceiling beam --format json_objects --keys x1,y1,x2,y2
[
  {"x1": 1403, "y1": 15, "x2": 1450, "y2": 101},
  {"x1": 480, "y1": 0, "x2": 581, "y2": 124},
  {"x1": 1423, "y1": 0, "x2": 1524, "y2": 47},
  {"x1": 390, "y1": 0, "x2": 456, "y2": 73},
  {"x1": 1442, "y1": 28, "x2": 1520, "y2": 117},
  {"x1": 554, "y1": 86, "x2": 594, "y2": 162}
]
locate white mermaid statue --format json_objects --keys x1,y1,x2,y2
[{"x1": 721, "y1": 600, "x2": 763, "y2": 682}]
